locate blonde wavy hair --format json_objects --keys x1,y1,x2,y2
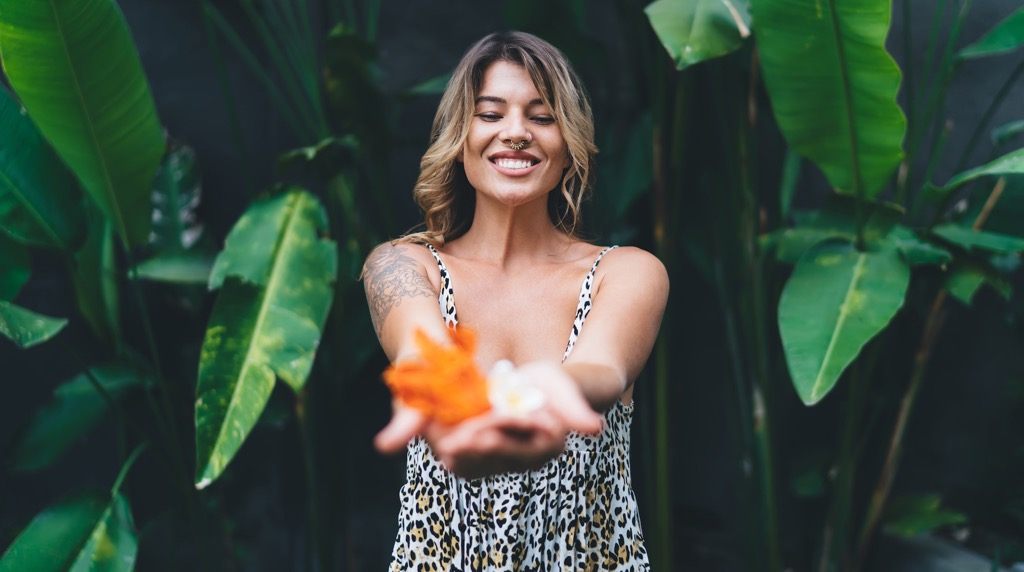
[{"x1": 401, "y1": 31, "x2": 597, "y2": 245}]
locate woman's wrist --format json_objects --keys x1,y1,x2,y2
[{"x1": 559, "y1": 362, "x2": 627, "y2": 413}]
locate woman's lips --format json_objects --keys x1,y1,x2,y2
[{"x1": 489, "y1": 157, "x2": 541, "y2": 177}]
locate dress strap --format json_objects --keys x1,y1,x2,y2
[
  {"x1": 562, "y1": 245, "x2": 618, "y2": 362},
  {"x1": 425, "y1": 243, "x2": 458, "y2": 327}
]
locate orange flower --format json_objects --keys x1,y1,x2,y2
[{"x1": 383, "y1": 327, "x2": 492, "y2": 424}]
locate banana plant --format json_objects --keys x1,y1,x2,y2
[
  {"x1": 750, "y1": 0, "x2": 1023, "y2": 568},
  {"x1": 194, "y1": 188, "x2": 337, "y2": 488}
]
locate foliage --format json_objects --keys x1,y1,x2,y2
[{"x1": 1, "y1": 0, "x2": 1021, "y2": 570}]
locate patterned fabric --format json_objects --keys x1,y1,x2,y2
[{"x1": 388, "y1": 244, "x2": 649, "y2": 571}]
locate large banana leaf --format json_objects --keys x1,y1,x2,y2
[
  {"x1": 0, "y1": 493, "x2": 137, "y2": 571},
  {"x1": 0, "y1": 0, "x2": 164, "y2": 248},
  {"x1": 0, "y1": 87, "x2": 85, "y2": 250},
  {"x1": 11, "y1": 365, "x2": 143, "y2": 472},
  {"x1": 0, "y1": 300, "x2": 67, "y2": 349},
  {"x1": 645, "y1": 0, "x2": 751, "y2": 70},
  {"x1": 195, "y1": 190, "x2": 337, "y2": 488},
  {"x1": 958, "y1": 6, "x2": 1024, "y2": 60},
  {"x1": 0, "y1": 232, "x2": 30, "y2": 300},
  {"x1": 779, "y1": 241, "x2": 910, "y2": 405},
  {"x1": 752, "y1": 0, "x2": 906, "y2": 198}
]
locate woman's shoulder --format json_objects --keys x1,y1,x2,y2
[
  {"x1": 362, "y1": 239, "x2": 438, "y2": 280},
  {"x1": 597, "y1": 245, "x2": 669, "y2": 291}
]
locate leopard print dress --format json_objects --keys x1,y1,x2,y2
[{"x1": 388, "y1": 244, "x2": 650, "y2": 571}]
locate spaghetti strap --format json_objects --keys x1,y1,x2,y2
[
  {"x1": 424, "y1": 243, "x2": 458, "y2": 327},
  {"x1": 563, "y1": 245, "x2": 618, "y2": 361}
]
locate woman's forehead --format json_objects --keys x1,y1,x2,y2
[{"x1": 476, "y1": 61, "x2": 547, "y2": 105}]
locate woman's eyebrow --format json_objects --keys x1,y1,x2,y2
[{"x1": 475, "y1": 96, "x2": 545, "y2": 106}]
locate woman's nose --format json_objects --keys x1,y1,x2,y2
[{"x1": 499, "y1": 112, "x2": 531, "y2": 142}]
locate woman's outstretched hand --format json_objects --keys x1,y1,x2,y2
[{"x1": 374, "y1": 361, "x2": 604, "y2": 480}]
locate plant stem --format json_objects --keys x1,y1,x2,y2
[
  {"x1": 296, "y1": 387, "x2": 329, "y2": 572},
  {"x1": 122, "y1": 246, "x2": 195, "y2": 515},
  {"x1": 856, "y1": 177, "x2": 1005, "y2": 565},
  {"x1": 111, "y1": 442, "x2": 148, "y2": 495},
  {"x1": 649, "y1": 62, "x2": 673, "y2": 570},
  {"x1": 820, "y1": 352, "x2": 873, "y2": 572}
]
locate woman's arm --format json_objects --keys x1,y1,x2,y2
[
  {"x1": 560, "y1": 247, "x2": 670, "y2": 411},
  {"x1": 363, "y1": 241, "x2": 455, "y2": 362}
]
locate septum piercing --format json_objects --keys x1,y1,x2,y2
[{"x1": 505, "y1": 139, "x2": 529, "y2": 151}]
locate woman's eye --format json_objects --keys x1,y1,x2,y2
[
  {"x1": 476, "y1": 113, "x2": 501, "y2": 122},
  {"x1": 532, "y1": 116, "x2": 555, "y2": 125}
]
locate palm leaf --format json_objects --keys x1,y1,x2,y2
[
  {"x1": 646, "y1": 0, "x2": 751, "y2": 70},
  {"x1": 0, "y1": 0, "x2": 165, "y2": 248},
  {"x1": 195, "y1": 189, "x2": 337, "y2": 488},
  {"x1": 778, "y1": 241, "x2": 910, "y2": 405},
  {"x1": 752, "y1": 0, "x2": 906, "y2": 198},
  {"x1": 0, "y1": 86, "x2": 85, "y2": 250}
]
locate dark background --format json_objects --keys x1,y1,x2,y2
[{"x1": 2, "y1": 1, "x2": 1022, "y2": 570}]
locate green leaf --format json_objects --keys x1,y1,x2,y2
[
  {"x1": 771, "y1": 194, "x2": 905, "y2": 263},
  {"x1": 882, "y1": 494, "x2": 967, "y2": 537},
  {"x1": 958, "y1": 7, "x2": 1024, "y2": 60},
  {"x1": 277, "y1": 136, "x2": 358, "y2": 180},
  {"x1": 0, "y1": 493, "x2": 137, "y2": 572},
  {"x1": 11, "y1": 365, "x2": 144, "y2": 473},
  {"x1": 0, "y1": 232, "x2": 30, "y2": 300},
  {"x1": 779, "y1": 149, "x2": 802, "y2": 220},
  {"x1": 645, "y1": 0, "x2": 751, "y2": 71},
  {"x1": 992, "y1": 120, "x2": 1024, "y2": 147},
  {"x1": 71, "y1": 206, "x2": 121, "y2": 348},
  {"x1": 927, "y1": 148, "x2": 1024, "y2": 199},
  {"x1": 933, "y1": 224, "x2": 1024, "y2": 254},
  {"x1": 0, "y1": 86, "x2": 86, "y2": 250},
  {"x1": 406, "y1": 72, "x2": 451, "y2": 96},
  {"x1": 0, "y1": 0, "x2": 165, "y2": 248},
  {"x1": 945, "y1": 259, "x2": 1013, "y2": 305},
  {"x1": 779, "y1": 241, "x2": 910, "y2": 405},
  {"x1": 196, "y1": 190, "x2": 337, "y2": 488},
  {"x1": 0, "y1": 300, "x2": 67, "y2": 349},
  {"x1": 751, "y1": 0, "x2": 906, "y2": 198},
  {"x1": 887, "y1": 226, "x2": 952, "y2": 266},
  {"x1": 149, "y1": 143, "x2": 203, "y2": 253},
  {"x1": 134, "y1": 251, "x2": 213, "y2": 285}
]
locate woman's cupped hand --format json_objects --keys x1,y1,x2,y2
[{"x1": 374, "y1": 361, "x2": 603, "y2": 480}]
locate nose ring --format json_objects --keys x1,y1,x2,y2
[{"x1": 504, "y1": 138, "x2": 530, "y2": 151}]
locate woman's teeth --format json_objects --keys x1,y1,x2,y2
[{"x1": 494, "y1": 158, "x2": 535, "y2": 170}]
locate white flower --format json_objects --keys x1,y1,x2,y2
[{"x1": 487, "y1": 360, "x2": 545, "y2": 416}]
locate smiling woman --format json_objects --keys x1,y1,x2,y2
[{"x1": 361, "y1": 31, "x2": 667, "y2": 571}]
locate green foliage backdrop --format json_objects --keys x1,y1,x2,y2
[{"x1": 0, "y1": 0, "x2": 1022, "y2": 570}]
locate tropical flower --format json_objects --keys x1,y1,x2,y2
[{"x1": 383, "y1": 327, "x2": 492, "y2": 424}]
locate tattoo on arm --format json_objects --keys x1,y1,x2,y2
[{"x1": 363, "y1": 245, "x2": 436, "y2": 335}]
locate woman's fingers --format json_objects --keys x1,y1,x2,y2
[
  {"x1": 431, "y1": 412, "x2": 566, "y2": 478},
  {"x1": 374, "y1": 404, "x2": 427, "y2": 454}
]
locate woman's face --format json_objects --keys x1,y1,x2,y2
[{"x1": 461, "y1": 60, "x2": 569, "y2": 208}]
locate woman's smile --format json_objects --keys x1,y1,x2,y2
[{"x1": 488, "y1": 150, "x2": 542, "y2": 176}]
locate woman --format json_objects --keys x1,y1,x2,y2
[{"x1": 362, "y1": 31, "x2": 668, "y2": 571}]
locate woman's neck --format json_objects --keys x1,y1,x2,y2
[{"x1": 449, "y1": 192, "x2": 573, "y2": 269}]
